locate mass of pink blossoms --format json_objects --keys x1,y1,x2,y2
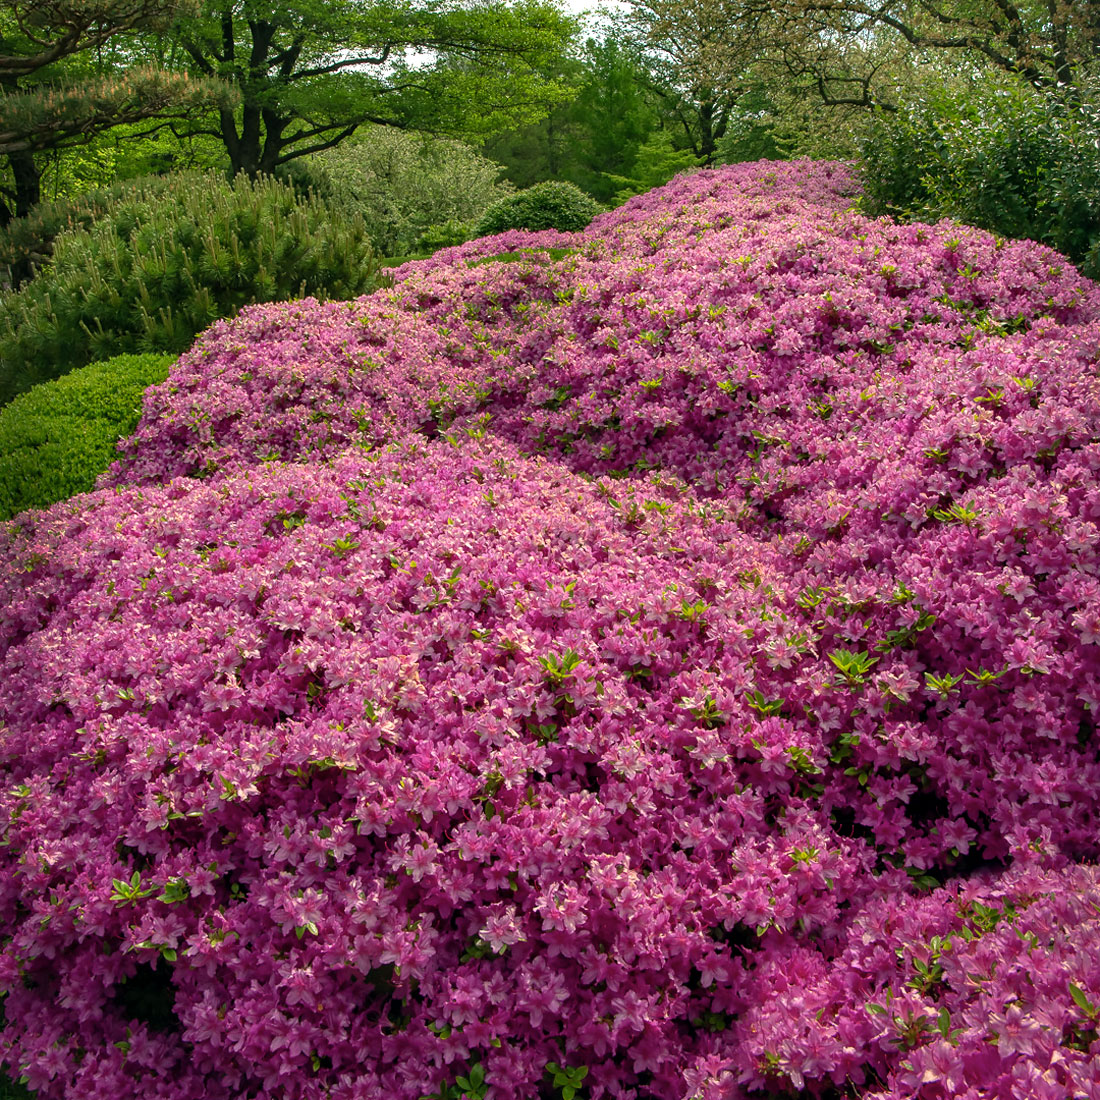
[{"x1": 3, "y1": 159, "x2": 1100, "y2": 1099}]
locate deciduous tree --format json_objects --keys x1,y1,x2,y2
[
  {"x1": 170, "y1": 0, "x2": 579, "y2": 177},
  {"x1": 615, "y1": 0, "x2": 774, "y2": 161}
]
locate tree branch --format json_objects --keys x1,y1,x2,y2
[{"x1": 292, "y1": 47, "x2": 394, "y2": 80}]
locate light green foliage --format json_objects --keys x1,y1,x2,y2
[
  {"x1": 36, "y1": 118, "x2": 230, "y2": 205},
  {"x1": 546, "y1": 1061, "x2": 588, "y2": 1099},
  {"x1": 0, "y1": 353, "x2": 172, "y2": 520},
  {"x1": 473, "y1": 180, "x2": 603, "y2": 235},
  {"x1": 859, "y1": 77, "x2": 1100, "y2": 278},
  {"x1": 714, "y1": 87, "x2": 785, "y2": 164},
  {"x1": 0, "y1": 171, "x2": 377, "y2": 404},
  {"x1": 607, "y1": 131, "x2": 703, "y2": 204},
  {"x1": 169, "y1": 0, "x2": 579, "y2": 177},
  {"x1": 303, "y1": 128, "x2": 515, "y2": 256}
]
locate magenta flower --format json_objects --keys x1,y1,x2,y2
[{"x1": 3, "y1": 158, "x2": 1100, "y2": 1098}]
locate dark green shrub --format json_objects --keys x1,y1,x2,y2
[
  {"x1": 0, "y1": 171, "x2": 377, "y2": 406},
  {"x1": 0, "y1": 353, "x2": 173, "y2": 520},
  {"x1": 859, "y1": 80, "x2": 1100, "y2": 277},
  {"x1": 473, "y1": 180, "x2": 604, "y2": 236},
  {"x1": 0, "y1": 1070, "x2": 30, "y2": 1100},
  {"x1": 0, "y1": 176, "x2": 178, "y2": 290}
]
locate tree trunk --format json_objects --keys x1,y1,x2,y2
[
  {"x1": 698, "y1": 97, "x2": 716, "y2": 163},
  {"x1": 0, "y1": 149, "x2": 42, "y2": 287},
  {"x1": 9, "y1": 148, "x2": 41, "y2": 218}
]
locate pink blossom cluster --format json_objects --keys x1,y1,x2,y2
[{"x1": 2, "y1": 158, "x2": 1100, "y2": 1099}]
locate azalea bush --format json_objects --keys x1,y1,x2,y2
[{"x1": 3, "y1": 159, "x2": 1100, "y2": 1100}]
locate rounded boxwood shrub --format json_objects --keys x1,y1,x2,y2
[
  {"x1": 4, "y1": 160, "x2": 1100, "y2": 1100},
  {"x1": 0, "y1": 172, "x2": 377, "y2": 407},
  {"x1": 0, "y1": 352, "x2": 173, "y2": 520},
  {"x1": 473, "y1": 180, "x2": 604, "y2": 236}
]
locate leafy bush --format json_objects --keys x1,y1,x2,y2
[
  {"x1": 0, "y1": 353, "x2": 172, "y2": 520},
  {"x1": 5, "y1": 160, "x2": 1100, "y2": 1099},
  {"x1": 473, "y1": 180, "x2": 604, "y2": 235},
  {"x1": 0, "y1": 172, "x2": 377, "y2": 407},
  {"x1": 298, "y1": 128, "x2": 515, "y2": 257},
  {"x1": 859, "y1": 78, "x2": 1100, "y2": 277}
]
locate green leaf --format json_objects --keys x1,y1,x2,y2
[{"x1": 1070, "y1": 982, "x2": 1098, "y2": 1017}]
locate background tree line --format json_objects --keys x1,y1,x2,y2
[
  {"x1": 4, "y1": 0, "x2": 1099, "y2": 244},
  {"x1": 0, "y1": 0, "x2": 1098, "y2": 434}
]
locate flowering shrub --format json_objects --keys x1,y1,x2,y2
[{"x1": 3, "y1": 158, "x2": 1100, "y2": 1099}]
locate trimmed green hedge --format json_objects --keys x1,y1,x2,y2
[{"x1": 0, "y1": 352, "x2": 172, "y2": 520}]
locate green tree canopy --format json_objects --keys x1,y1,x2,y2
[
  {"x1": 0, "y1": 65, "x2": 227, "y2": 157},
  {"x1": 613, "y1": 0, "x2": 767, "y2": 161},
  {"x1": 483, "y1": 34, "x2": 660, "y2": 202},
  {"x1": 674, "y1": 0, "x2": 1100, "y2": 113},
  {"x1": 794, "y1": 0, "x2": 1100, "y2": 98},
  {"x1": 0, "y1": 0, "x2": 189, "y2": 79},
  {"x1": 171, "y1": 0, "x2": 580, "y2": 176}
]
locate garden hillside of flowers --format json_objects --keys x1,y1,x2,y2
[{"x1": 5, "y1": 158, "x2": 1100, "y2": 1100}]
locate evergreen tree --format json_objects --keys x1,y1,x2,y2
[
  {"x1": 0, "y1": 0, "x2": 225, "y2": 222},
  {"x1": 484, "y1": 34, "x2": 660, "y2": 202}
]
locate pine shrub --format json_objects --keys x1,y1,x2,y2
[
  {"x1": 0, "y1": 352, "x2": 173, "y2": 520},
  {"x1": 0, "y1": 176, "x2": 179, "y2": 290},
  {"x1": 0, "y1": 172, "x2": 377, "y2": 406},
  {"x1": 473, "y1": 180, "x2": 604, "y2": 236}
]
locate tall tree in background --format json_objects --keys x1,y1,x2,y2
[
  {"x1": 615, "y1": 0, "x2": 775, "y2": 161},
  {"x1": 0, "y1": 0, "x2": 225, "y2": 221},
  {"x1": 572, "y1": 37, "x2": 656, "y2": 187},
  {"x1": 483, "y1": 35, "x2": 658, "y2": 200},
  {"x1": 800, "y1": 0, "x2": 1100, "y2": 99},
  {"x1": 678, "y1": 0, "x2": 1100, "y2": 115},
  {"x1": 170, "y1": 0, "x2": 579, "y2": 178},
  {"x1": 480, "y1": 50, "x2": 585, "y2": 187}
]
